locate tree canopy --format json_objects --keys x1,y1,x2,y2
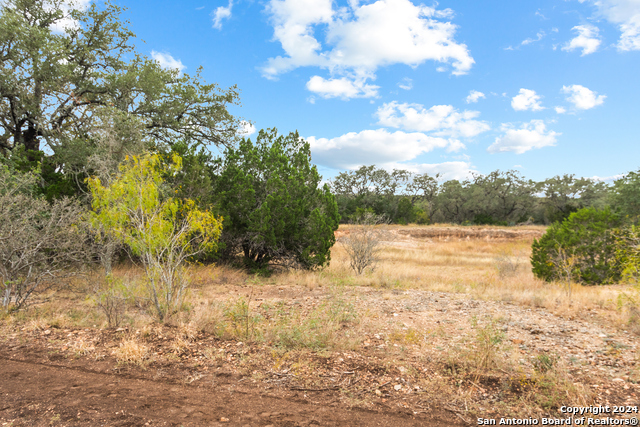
[{"x1": 0, "y1": 0, "x2": 241, "y2": 181}]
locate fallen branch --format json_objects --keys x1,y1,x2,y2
[{"x1": 289, "y1": 386, "x2": 339, "y2": 392}]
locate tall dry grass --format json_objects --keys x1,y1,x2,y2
[{"x1": 269, "y1": 225, "x2": 640, "y2": 332}]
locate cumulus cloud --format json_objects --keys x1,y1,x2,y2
[
  {"x1": 561, "y1": 84, "x2": 606, "y2": 109},
  {"x1": 488, "y1": 120, "x2": 559, "y2": 154},
  {"x1": 562, "y1": 24, "x2": 601, "y2": 55},
  {"x1": 555, "y1": 106, "x2": 567, "y2": 114},
  {"x1": 307, "y1": 102, "x2": 482, "y2": 177},
  {"x1": 212, "y1": 0, "x2": 233, "y2": 30},
  {"x1": 263, "y1": 0, "x2": 474, "y2": 98},
  {"x1": 511, "y1": 88, "x2": 544, "y2": 111},
  {"x1": 151, "y1": 51, "x2": 186, "y2": 73},
  {"x1": 307, "y1": 129, "x2": 460, "y2": 170},
  {"x1": 375, "y1": 102, "x2": 490, "y2": 138},
  {"x1": 579, "y1": 0, "x2": 640, "y2": 51},
  {"x1": 306, "y1": 76, "x2": 379, "y2": 99},
  {"x1": 466, "y1": 90, "x2": 486, "y2": 104}
]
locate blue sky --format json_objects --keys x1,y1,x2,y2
[{"x1": 118, "y1": 0, "x2": 639, "y2": 182}]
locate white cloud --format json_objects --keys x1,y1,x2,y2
[
  {"x1": 151, "y1": 51, "x2": 186, "y2": 73},
  {"x1": 619, "y1": 16, "x2": 640, "y2": 50},
  {"x1": 212, "y1": 0, "x2": 233, "y2": 30},
  {"x1": 263, "y1": 0, "x2": 474, "y2": 97},
  {"x1": 398, "y1": 77, "x2": 413, "y2": 90},
  {"x1": 237, "y1": 121, "x2": 256, "y2": 137},
  {"x1": 522, "y1": 30, "x2": 546, "y2": 45},
  {"x1": 375, "y1": 102, "x2": 490, "y2": 139},
  {"x1": 579, "y1": 0, "x2": 640, "y2": 51},
  {"x1": 306, "y1": 76, "x2": 379, "y2": 99},
  {"x1": 488, "y1": 120, "x2": 560, "y2": 154},
  {"x1": 561, "y1": 84, "x2": 606, "y2": 109},
  {"x1": 387, "y1": 161, "x2": 476, "y2": 180},
  {"x1": 591, "y1": 173, "x2": 625, "y2": 182},
  {"x1": 555, "y1": 106, "x2": 567, "y2": 114},
  {"x1": 466, "y1": 90, "x2": 486, "y2": 104},
  {"x1": 308, "y1": 129, "x2": 460, "y2": 170},
  {"x1": 511, "y1": 88, "x2": 544, "y2": 111},
  {"x1": 562, "y1": 24, "x2": 601, "y2": 55},
  {"x1": 43, "y1": 0, "x2": 91, "y2": 33}
]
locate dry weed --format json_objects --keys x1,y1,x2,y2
[
  {"x1": 494, "y1": 248, "x2": 522, "y2": 279},
  {"x1": 186, "y1": 302, "x2": 226, "y2": 335},
  {"x1": 70, "y1": 338, "x2": 95, "y2": 356},
  {"x1": 178, "y1": 321, "x2": 198, "y2": 341},
  {"x1": 170, "y1": 336, "x2": 191, "y2": 355},
  {"x1": 24, "y1": 318, "x2": 49, "y2": 332},
  {"x1": 113, "y1": 336, "x2": 148, "y2": 366}
]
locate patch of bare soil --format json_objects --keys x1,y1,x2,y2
[
  {"x1": 0, "y1": 319, "x2": 460, "y2": 426},
  {"x1": 336, "y1": 225, "x2": 546, "y2": 248},
  {"x1": 395, "y1": 226, "x2": 545, "y2": 242}
]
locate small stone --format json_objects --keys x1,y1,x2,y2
[
  {"x1": 394, "y1": 384, "x2": 402, "y2": 391},
  {"x1": 375, "y1": 389, "x2": 382, "y2": 396},
  {"x1": 220, "y1": 417, "x2": 230, "y2": 423}
]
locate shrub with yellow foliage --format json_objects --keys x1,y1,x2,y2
[{"x1": 87, "y1": 153, "x2": 222, "y2": 321}]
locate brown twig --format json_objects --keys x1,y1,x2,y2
[{"x1": 289, "y1": 386, "x2": 339, "y2": 392}]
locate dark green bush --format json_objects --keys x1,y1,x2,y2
[
  {"x1": 531, "y1": 207, "x2": 622, "y2": 285},
  {"x1": 213, "y1": 128, "x2": 340, "y2": 271}
]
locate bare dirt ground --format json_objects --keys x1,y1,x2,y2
[
  {"x1": 1, "y1": 226, "x2": 639, "y2": 426},
  {"x1": 0, "y1": 321, "x2": 461, "y2": 426}
]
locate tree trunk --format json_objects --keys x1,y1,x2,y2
[{"x1": 22, "y1": 126, "x2": 41, "y2": 162}]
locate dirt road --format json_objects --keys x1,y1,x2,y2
[{"x1": 0, "y1": 353, "x2": 459, "y2": 426}]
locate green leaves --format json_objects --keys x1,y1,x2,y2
[
  {"x1": 531, "y1": 207, "x2": 622, "y2": 285},
  {"x1": 213, "y1": 128, "x2": 340, "y2": 270},
  {"x1": 0, "y1": 0, "x2": 241, "y2": 199},
  {"x1": 88, "y1": 153, "x2": 221, "y2": 259},
  {"x1": 610, "y1": 170, "x2": 640, "y2": 221},
  {"x1": 87, "y1": 152, "x2": 223, "y2": 320}
]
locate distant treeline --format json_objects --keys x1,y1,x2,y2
[{"x1": 330, "y1": 166, "x2": 640, "y2": 225}]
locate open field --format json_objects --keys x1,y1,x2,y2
[{"x1": 1, "y1": 224, "x2": 639, "y2": 426}]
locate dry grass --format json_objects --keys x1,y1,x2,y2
[
  {"x1": 70, "y1": 338, "x2": 96, "y2": 357},
  {"x1": 112, "y1": 336, "x2": 148, "y2": 366},
  {"x1": 266, "y1": 225, "x2": 638, "y2": 331},
  {"x1": 5, "y1": 224, "x2": 637, "y2": 335}
]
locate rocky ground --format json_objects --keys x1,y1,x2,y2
[{"x1": 1, "y1": 283, "x2": 638, "y2": 426}]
